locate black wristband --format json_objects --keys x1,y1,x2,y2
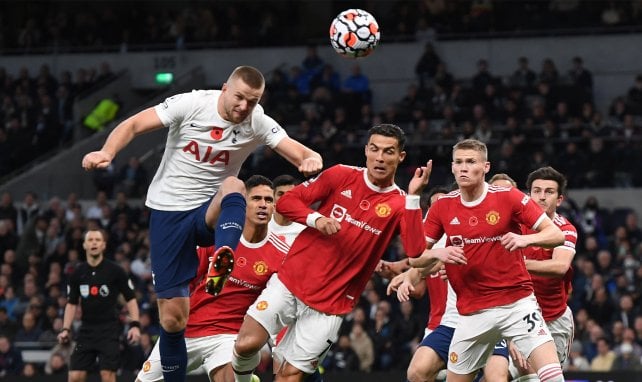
[
  {"x1": 60, "y1": 328, "x2": 70, "y2": 333},
  {"x1": 130, "y1": 321, "x2": 141, "y2": 329}
]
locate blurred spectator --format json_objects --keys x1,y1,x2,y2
[
  {"x1": 472, "y1": 59, "x2": 495, "y2": 97},
  {"x1": 349, "y1": 322, "x2": 374, "y2": 372},
  {"x1": 118, "y1": 157, "x2": 148, "y2": 198},
  {"x1": 415, "y1": 42, "x2": 441, "y2": 89},
  {"x1": 21, "y1": 362, "x2": 39, "y2": 377},
  {"x1": 510, "y1": 56, "x2": 537, "y2": 92},
  {"x1": 13, "y1": 311, "x2": 43, "y2": 347},
  {"x1": 0, "y1": 334, "x2": 23, "y2": 377},
  {"x1": 0, "y1": 193, "x2": 17, "y2": 228},
  {"x1": 626, "y1": 74, "x2": 642, "y2": 113},
  {"x1": 45, "y1": 351, "x2": 68, "y2": 375},
  {"x1": 565, "y1": 340, "x2": 591, "y2": 371},
  {"x1": 591, "y1": 337, "x2": 616, "y2": 371},
  {"x1": 612, "y1": 341, "x2": 642, "y2": 370},
  {"x1": 569, "y1": 56, "x2": 593, "y2": 102},
  {"x1": 539, "y1": 58, "x2": 560, "y2": 85},
  {"x1": 0, "y1": 307, "x2": 18, "y2": 341},
  {"x1": 16, "y1": 192, "x2": 40, "y2": 235},
  {"x1": 322, "y1": 334, "x2": 360, "y2": 372}
]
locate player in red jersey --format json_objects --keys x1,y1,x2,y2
[
  {"x1": 509, "y1": 167, "x2": 578, "y2": 382},
  {"x1": 136, "y1": 175, "x2": 286, "y2": 382},
  {"x1": 410, "y1": 139, "x2": 566, "y2": 382},
  {"x1": 231, "y1": 124, "x2": 431, "y2": 382}
]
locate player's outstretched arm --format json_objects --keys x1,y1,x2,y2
[
  {"x1": 525, "y1": 248, "x2": 574, "y2": 278},
  {"x1": 82, "y1": 107, "x2": 165, "y2": 171},
  {"x1": 408, "y1": 246, "x2": 467, "y2": 269},
  {"x1": 501, "y1": 217, "x2": 564, "y2": 251},
  {"x1": 273, "y1": 137, "x2": 323, "y2": 177}
]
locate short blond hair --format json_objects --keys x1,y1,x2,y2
[
  {"x1": 228, "y1": 66, "x2": 265, "y2": 89},
  {"x1": 453, "y1": 139, "x2": 488, "y2": 161}
]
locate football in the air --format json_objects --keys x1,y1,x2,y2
[{"x1": 329, "y1": 9, "x2": 380, "y2": 58}]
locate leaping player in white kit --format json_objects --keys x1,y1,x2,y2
[{"x1": 82, "y1": 66, "x2": 322, "y2": 382}]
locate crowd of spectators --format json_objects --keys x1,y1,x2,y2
[
  {"x1": 0, "y1": 182, "x2": 642, "y2": 377},
  {"x1": 1, "y1": 1, "x2": 642, "y2": 53},
  {"x1": 0, "y1": 62, "x2": 117, "y2": 179},
  {"x1": 247, "y1": 46, "x2": 642, "y2": 190}
]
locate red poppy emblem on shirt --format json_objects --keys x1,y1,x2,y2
[
  {"x1": 90, "y1": 286, "x2": 99, "y2": 296},
  {"x1": 210, "y1": 127, "x2": 224, "y2": 140}
]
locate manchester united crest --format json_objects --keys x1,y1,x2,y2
[
  {"x1": 256, "y1": 301, "x2": 268, "y2": 311},
  {"x1": 486, "y1": 210, "x2": 500, "y2": 225},
  {"x1": 374, "y1": 203, "x2": 391, "y2": 217},
  {"x1": 253, "y1": 261, "x2": 268, "y2": 276},
  {"x1": 449, "y1": 351, "x2": 458, "y2": 363},
  {"x1": 143, "y1": 361, "x2": 151, "y2": 372}
]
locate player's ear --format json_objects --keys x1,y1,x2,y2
[
  {"x1": 399, "y1": 151, "x2": 406, "y2": 162},
  {"x1": 483, "y1": 161, "x2": 490, "y2": 174}
]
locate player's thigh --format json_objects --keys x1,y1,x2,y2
[
  {"x1": 481, "y1": 353, "x2": 509, "y2": 382},
  {"x1": 408, "y1": 345, "x2": 445, "y2": 381},
  {"x1": 192, "y1": 334, "x2": 237, "y2": 376},
  {"x1": 246, "y1": 274, "x2": 297, "y2": 337},
  {"x1": 498, "y1": 295, "x2": 555, "y2": 362},
  {"x1": 547, "y1": 306, "x2": 574, "y2": 363},
  {"x1": 149, "y1": 208, "x2": 202, "y2": 296},
  {"x1": 449, "y1": 314, "x2": 501, "y2": 375},
  {"x1": 274, "y1": 304, "x2": 343, "y2": 375}
]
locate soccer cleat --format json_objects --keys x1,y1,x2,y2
[{"x1": 205, "y1": 246, "x2": 235, "y2": 296}]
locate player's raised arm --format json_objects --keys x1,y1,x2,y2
[
  {"x1": 82, "y1": 107, "x2": 165, "y2": 171},
  {"x1": 273, "y1": 137, "x2": 323, "y2": 177}
]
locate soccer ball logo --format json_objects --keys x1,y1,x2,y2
[{"x1": 329, "y1": 9, "x2": 380, "y2": 58}]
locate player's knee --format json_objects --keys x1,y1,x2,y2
[
  {"x1": 482, "y1": 369, "x2": 509, "y2": 382},
  {"x1": 234, "y1": 334, "x2": 264, "y2": 357},
  {"x1": 159, "y1": 313, "x2": 187, "y2": 332},
  {"x1": 220, "y1": 176, "x2": 246, "y2": 195},
  {"x1": 407, "y1": 362, "x2": 435, "y2": 382}
]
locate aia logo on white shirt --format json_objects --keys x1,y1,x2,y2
[
  {"x1": 330, "y1": 204, "x2": 347, "y2": 221},
  {"x1": 341, "y1": 189, "x2": 352, "y2": 199}
]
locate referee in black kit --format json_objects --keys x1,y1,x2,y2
[{"x1": 58, "y1": 229, "x2": 141, "y2": 382}]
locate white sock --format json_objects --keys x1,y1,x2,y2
[
  {"x1": 232, "y1": 348, "x2": 260, "y2": 382},
  {"x1": 536, "y1": 363, "x2": 564, "y2": 382}
]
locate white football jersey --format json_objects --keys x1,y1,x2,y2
[
  {"x1": 268, "y1": 216, "x2": 306, "y2": 246},
  {"x1": 147, "y1": 90, "x2": 287, "y2": 210}
]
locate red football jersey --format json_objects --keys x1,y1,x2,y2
[
  {"x1": 276, "y1": 165, "x2": 425, "y2": 315},
  {"x1": 185, "y1": 233, "x2": 288, "y2": 337},
  {"x1": 522, "y1": 213, "x2": 577, "y2": 322},
  {"x1": 423, "y1": 184, "x2": 547, "y2": 315},
  {"x1": 425, "y1": 273, "x2": 447, "y2": 330}
]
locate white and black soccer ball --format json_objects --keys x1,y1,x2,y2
[{"x1": 329, "y1": 9, "x2": 380, "y2": 58}]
